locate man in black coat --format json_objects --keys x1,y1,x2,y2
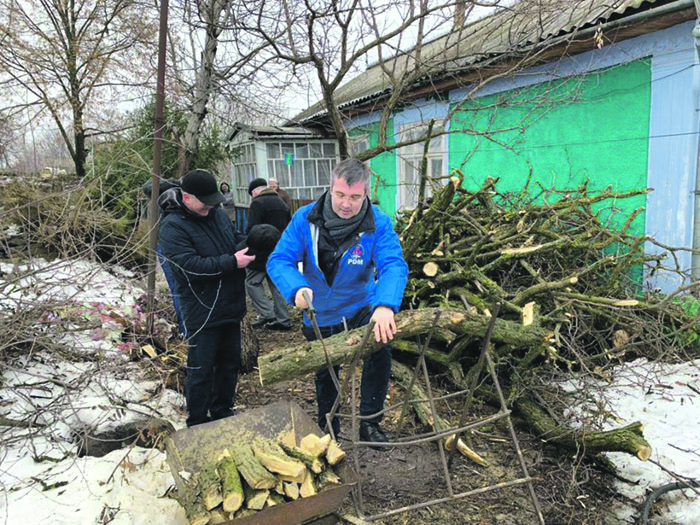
[
  {"x1": 245, "y1": 178, "x2": 292, "y2": 330},
  {"x1": 159, "y1": 169, "x2": 255, "y2": 427}
]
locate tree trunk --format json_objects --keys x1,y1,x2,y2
[{"x1": 257, "y1": 307, "x2": 550, "y2": 385}]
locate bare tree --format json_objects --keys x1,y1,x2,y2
[
  {"x1": 0, "y1": 0, "x2": 158, "y2": 178},
  {"x1": 165, "y1": 0, "x2": 296, "y2": 175}
]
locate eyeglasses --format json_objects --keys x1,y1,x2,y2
[{"x1": 332, "y1": 191, "x2": 365, "y2": 204}]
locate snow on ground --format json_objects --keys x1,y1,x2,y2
[
  {"x1": 0, "y1": 257, "x2": 698, "y2": 524},
  {"x1": 0, "y1": 258, "x2": 189, "y2": 524},
  {"x1": 563, "y1": 358, "x2": 700, "y2": 524}
]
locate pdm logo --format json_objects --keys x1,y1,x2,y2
[{"x1": 348, "y1": 245, "x2": 364, "y2": 266}]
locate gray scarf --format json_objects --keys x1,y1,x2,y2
[{"x1": 322, "y1": 191, "x2": 368, "y2": 244}]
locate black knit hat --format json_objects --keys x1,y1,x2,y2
[
  {"x1": 181, "y1": 170, "x2": 225, "y2": 206},
  {"x1": 248, "y1": 177, "x2": 267, "y2": 196}
]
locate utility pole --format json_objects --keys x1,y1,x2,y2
[{"x1": 146, "y1": 0, "x2": 169, "y2": 334}]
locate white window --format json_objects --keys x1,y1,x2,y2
[
  {"x1": 398, "y1": 123, "x2": 446, "y2": 210},
  {"x1": 232, "y1": 143, "x2": 257, "y2": 204},
  {"x1": 350, "y1": 135, "x2": 369, "y2": 156},
  {"x1": 266, "y1": 141, "x2": 337, "y2": 201}
]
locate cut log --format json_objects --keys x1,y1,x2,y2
[
  {"x1": 316, "y1": 468, "x2": 341, "y2": 491},
  {"x1": 218, "y1": 456, "x2": 244, "y2": 513},
  {"x1": 252, "y1": 440, "x2": 306, "y2": 481},
  {"x1": 513, "y1": 396, "x2": 652, "y2": 460},
  {"x1": 423, "y1": 261, "x2": 439, "y2": 277},
  {"x1": 278, "y1": 440, "x2": 325, "y2": 474},
  {"x1": 325, "y1": 440, "x2": 346, "y2": 466},
  {"x1": 229, "y1": 443, "x2": 277, "y2": 489},
  {"x1": 207, "y1": 509, "x2": 227, "y2": 524},
  {"x1": 176, "y1": 483, "x2": 209, "y2": 525},
  {"x1": 198, "y1": 464, "x2": 222, "y2": 511},
  {"x1": 244, "y1": 486, "x2": 269, "y2": 511},
  {"x1": 258, "y1": 308, "x2": 550, "y2": 385}
]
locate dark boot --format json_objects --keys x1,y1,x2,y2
[{"x1": 360, "y1": 421, "x2": 389, "y2": 449}]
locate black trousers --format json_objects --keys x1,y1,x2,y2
[
  {"x1": 185, "y1": 322, "x2": 241, "y2": 427},
  {"x1": 302, "y1": 305, "x2": 392, "y2": 434}
]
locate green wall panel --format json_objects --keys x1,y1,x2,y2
[
  {"x1": 350, "y1": 120, "x2": 397, "y2": 218},
  {"x1": 449, "y1": 59, "x2": 651, "y2": 235}
]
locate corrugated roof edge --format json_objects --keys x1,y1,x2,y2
[{"x1": 287, "y1": 0, "x2": 683, "y2": 125}]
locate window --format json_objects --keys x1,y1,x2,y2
[
  {"x1": 232, "y1": 143, "x2": 257, "y2": 204},
  {"x1": 350, "y1": 135, "x2": 369, "y2": 156},
  {"x1": 398, "y1": 123, "x2": 446, "y2": 210},
  {"x1": 266, "y1": 141, "x2": 337, "y2": 202}
]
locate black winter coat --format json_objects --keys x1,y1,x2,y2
[
  {"x1": 247, "y1": 189, "x2": 291, "y2": 235},
  {"x1": 158, "y1": 188, "x2": 247, "y2": 333}
]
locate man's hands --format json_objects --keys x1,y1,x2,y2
[
  {"x1": 235, "y1": 247, "x2": 255, "y2": 268},
  {"x1": 371, "y1": 306, "x2": 397, "y2": 344},
  {"x1": 294, "y1": 287, "x2": 313, "y2": 309}
]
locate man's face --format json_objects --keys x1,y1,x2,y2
[
  {"x1": 330, "y1": 178, "x2": 366, "y2": 219},
  {"x1": 183, "y1": 193, "x2": 213, "y2": 216}
]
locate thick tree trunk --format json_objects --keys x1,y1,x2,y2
[{"x1": 257, "y1": 307, "x2": 550, "y2": 385}]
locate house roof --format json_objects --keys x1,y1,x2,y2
[
  {"x1": 289, "y1": 0, "x2": 695, "y2": 124},
  {"x1": 227, "y1": 122, "x2": 332, "y2": 142}
]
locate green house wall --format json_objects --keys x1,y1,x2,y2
[
  {"x1": 449, "y1": 59, "x2": 652, "y2": 234},
  {"x1": 350, "y1": 120, "x2": 398, "y2": 218}
]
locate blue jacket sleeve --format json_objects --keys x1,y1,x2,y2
[
  {"x1": 267, "y1": 211, "x2": 311, "y2": 304},
  {"x1": 372, "y1": 213, "x2": 409, "y2": 312}
]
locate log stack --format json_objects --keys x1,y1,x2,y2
[{"x1": 174, "y1": 432, "x2": 346, "y2": 525}]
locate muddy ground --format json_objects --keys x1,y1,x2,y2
[{"x1": 231, "y1": 310, "x2": 625, "y2": 525}]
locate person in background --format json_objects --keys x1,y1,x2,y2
[
  {"x1": 268, "y1": 177, "x2": 292, "y2": 210},
  {"x1": 220, "y1": 182, "x2": 234, "y2": 206},
  {"x1": 246, "y1": 178, "x2": 292, "y2": 330},
  {"x1": 158, "y1": 169, "x2": 255, "y2": 427},
  {"x1": 267, "y1": 159, "x2": 408, "y2": 444}
]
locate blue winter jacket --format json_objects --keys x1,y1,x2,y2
[{"x1": 267, "y1": 197, "x2": 408, "y2": 327}]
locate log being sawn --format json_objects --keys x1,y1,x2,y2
[{"x1": 257, "y1": 307, "x2": 551, "y2": 385}]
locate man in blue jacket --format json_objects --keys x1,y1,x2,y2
[
  {"x1": 267, "y1": 159, "x2": 408, "y2": 444},
  {"x1": 159, "y1": 169, "x2": 255, "y2": 427}
]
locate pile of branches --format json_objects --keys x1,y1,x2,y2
[{"x1": 398, "y1": 174, "x2": 699, "y2": 377}]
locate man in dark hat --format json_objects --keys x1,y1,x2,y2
[
  {"x1": 158, "y1": 169, "x2": 255, "y2": 427},
  {"x1": 245, "y1": 178, "x2": 292, "y2": 330}
]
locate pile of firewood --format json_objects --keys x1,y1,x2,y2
[{"x1": 175, "y1": 432, "x2": 346, "y2": 524}]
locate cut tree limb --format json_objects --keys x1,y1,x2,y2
[{"x1": 258, "y1": 308, "x2": 550, "y2": 385}]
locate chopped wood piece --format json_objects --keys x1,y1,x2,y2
[
  {"x1": 244, "y1": 486, "x2": 269, "y2": 511},
  {"x1": 198, "y1": 464, "x2": 222, "y2": 511},
  {"x1": 207, "y1": 509, "x2": 227, "y2": 524},
  {"x1": 423, "y1": 261, "x2": 439, "y2": 277},
  {"x1": 299, "y1": 433, "x2": 331, "y2": 457},
  {"x1": 218, "y1": 456, "x2": 244, "y2": 513},
  {"x1": 266, "y1": 493, "x2": 285, "y2": 507},
  {"x1": 325, "y1": 440, "x2": 346, "y2": 466},
  {"x1": 444, "y1": 434, "x2": 488, "y2": 467},
  {"x1": 279, "y1": 440, "x2": 326, "y2": 474},
  {"x1": 299, "y1": 469, "x2": 317, "y2": 498},
  {"x1": 252, "y1": 440, "x2": 307, "y2": 481},
  {"x1": 316, "y1": 469, "x2": 341, "y2": 491},
  {"x1": 279, "y1": 431, "x2": 297, "y2": 448},
  {"x1": 230, "y1": 443, "x2": 277, "y2": 489},
  {"x1": 177, "y1": 486, "x2": 209, "y2": 525},
  {"x1": 283, "y1": 481, "x2": 300, "y2": 500}
]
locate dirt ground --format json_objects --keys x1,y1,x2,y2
[{"x1": 234, "y1": 310, "x2": 623, "y2": 525}]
